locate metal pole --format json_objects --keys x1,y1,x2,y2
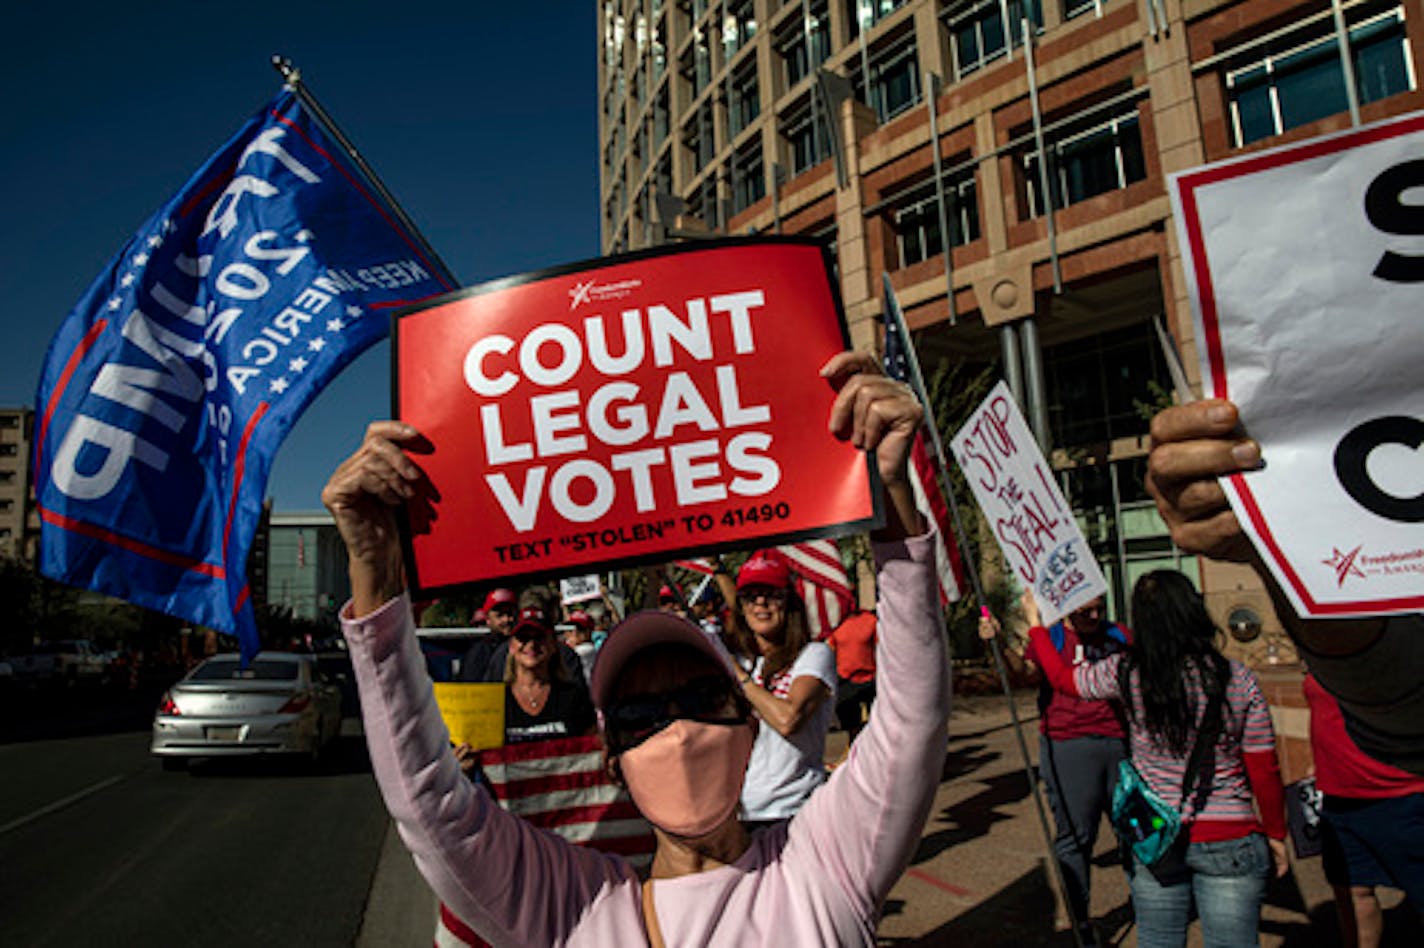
[
  {"x1": 1330, "y1": 0, "x2": 1362, "y2": 127},
  {"x1": 882, "y1": 275, "x2": 1083, "y2": 948},
  {"x1": 803, "y1": 0, "x2": 823, "y2": 165},
  {"x1": 271, "y1": 56, "x2": 458, "y2": 290},
  {"x1": 1109, "y1": 459, "x2": 1127, "y2": 620},
  {"x1": 925, "y1": 72, "x2": 958, "y2": 326},
  {"x1": 858, "y1": 1, "x2": 874, "y2": 115},
  {"x1": 1020, "y1": 314, "x2": 1052, "y2": 454},
  {"x1": 1000, "y1": 323, "x2": 1025, "y2": 407},
  {"x1": 1022, "y1": 21, "x2": 1062, "y2": 294},
  {"x1": 1000, "y1": 0, "x2": 1015, "y2": 59}
]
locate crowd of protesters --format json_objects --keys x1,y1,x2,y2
[{"x1": 322, "y1": 342, "x2": 1421, "y2": 947}]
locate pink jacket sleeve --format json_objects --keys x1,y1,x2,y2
[
  {"x1": 783, "y1": 529, "x2": 952, "y2": 916},
  {"x1": 342, "y1": 595, "x2": 641, "y2": 946}
]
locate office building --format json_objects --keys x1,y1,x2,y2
[
  {"x1": 0, "y1": 407, "x2": 38, "y2": 562},
  {"x1": 595, "y1": 0, "x2": 1420, "y2": 659}
]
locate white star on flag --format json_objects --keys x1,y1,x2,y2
[
  {"x1": 107, "y1": 297, "x2": 122, "y2": 311},
  {"x1": 133, "y1": 252, "x2": 149, "y2": 266},
  {"x1": 146, "y1": 234, "x2": 163, "y2": 248},
  {"x1": 270, "y1": 377, "x2": 289, "y2": 394},
  {"x1": 326, "y1": 318, "x2": 345, "y2": 332},
  {"x1": 120, "y1": 274, "x2": 135, "y2": 288},
  {"x1": 308, "y1": 337, "x2": 326, "y2": 352},
  {"x1": 289, "y1": 356, "x2": 308, "y2": 373},
  {"x1": 162, "y1": 219, "x2": 176, "y2": 234},
  {"x1": 345, "y1": 305, "x2": 363, "y2": 318}
]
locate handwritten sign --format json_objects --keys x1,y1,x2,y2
[
  {"x1": 432, "y1": 682, "x2": 506, "y2": 750},
  {"x1": 1172, "y1": 111, "x2": 1424, "y2": 618},
  {"x1": 560, "y1": 574, "x2": 603, "y2": 604},
  {"x1": 951, "y1": 382, "x2": 1108, "y2": 626},
  {"x1": 393, "y1": 239, "x2": 877, "y2": 598}
]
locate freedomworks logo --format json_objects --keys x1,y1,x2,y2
[
  {"x1": 1323, "y1": 544, "x2": 1424, "y2": 586},
  {"x1": 568, "y1": 277, "x2": 642, "y2": 310}
]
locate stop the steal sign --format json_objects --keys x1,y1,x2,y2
[
  {"x1": 392, "y1": 239, "x2": 878, "y2": 597},
  {"x1": 1172, "y1": 111, "x2": 1424, "y2": 618}
]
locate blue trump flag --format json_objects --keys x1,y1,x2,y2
[{"x1": 33, "y1": 89, "x2": 453, "y2": 660}]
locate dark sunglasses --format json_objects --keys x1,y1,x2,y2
[
  {"x1": 738, "y1": 586, "x2": 788, "y2": 606},
  {"x1": 513, "y1": 627, "x2": 553, "y2": 644},
  {"x1": 604, "y1": 675, "x2": 750, "y2": 754}
]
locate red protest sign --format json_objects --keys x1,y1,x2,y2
[{"x1": 392, "y1": 239, "x2": 879, "y2": 598}]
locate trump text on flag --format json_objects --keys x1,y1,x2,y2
[{"x1": 392, "y1": 240, "x2": 878, "y2": 595}]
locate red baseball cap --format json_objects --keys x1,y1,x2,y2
[
  {"x1": 658, "y1": 584, "x2": 678, "y2": 601},
  {"x1": 590, "y1": 609, "x2": 739, "y2": 711},
  {"x1": 511, "y1": 605, "x2": 554, "y2": 637},
  {"x1": 567, "y1": 610, "x2": 593, "y2": 631},
  {"x1": 482, "y1": 588, "x2": 517, "y2": 612},
  {"x1": 736, "y1": 549, "x2": 791, "y2": 590}
]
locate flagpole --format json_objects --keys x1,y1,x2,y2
[
  {"x1": 271, "y1": 55, "x2": 460, "y2": 290},
  {"x1": 881, "y1": 275, "x2": 1085, "y2": 948}
]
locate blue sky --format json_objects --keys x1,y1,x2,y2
[{"x1": 0, "y1": 2, "x2": 600, "y2": 511}]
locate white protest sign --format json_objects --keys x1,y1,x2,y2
[
  {"x1": 1171, "y1": 111, "x2": 1424, "y2": 618},
  {"x1": 951, "y1": 382, "x2": 1109, "y2": 626},
  {"x1": 560, "y1": 574, "x2": 603, "y2": 605}
]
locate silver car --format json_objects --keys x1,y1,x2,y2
[{"x1": 151, "y1": 652, "x2": 343, "y2": 769}]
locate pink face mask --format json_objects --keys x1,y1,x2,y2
[{"x1": 618, "y1": 719, "x2": 755, "y2": 838}]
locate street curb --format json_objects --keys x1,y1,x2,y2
[{"x1": 356, "y1": 818, "x2": 436, "y2": 947}]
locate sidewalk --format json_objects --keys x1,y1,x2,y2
[
  {"x1": 871, "y1": 692, "x2": 1417, "y2": 947},
  {"x1": 355, "y1": 693, "x2": 1419, "y2": 946}
]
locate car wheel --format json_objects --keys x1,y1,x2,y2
[{"x1": 160, "y1": 756, "x2": 187, "y2": 773}]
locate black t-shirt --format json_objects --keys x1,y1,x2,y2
[{"x1": 504, "y1": 678, "x2": 596, "y2": 743}]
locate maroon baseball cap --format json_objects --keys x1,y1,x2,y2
[
  {"x1": 736, "y1": 549, "x2": 791, "y2": 590},
  {"x1": 511, "y1": 605, "x2": 555, "y2": 637},
  {"x1": 482, "y1": 588, "x2": 517, "y2": 612},
  {"x1": 567, "y1": 610, "x2": 593, "y2": 631},
  {"x1": 590, "y1": 610, "x2": 739, "y2": 711}
]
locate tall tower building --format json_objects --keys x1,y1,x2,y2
[
  {"x1": 0, "y1": 407, "x2": 38, "y2": 562},
  {"x1": 595, "y1": 0, "x2": 1421, "y2": 655}
]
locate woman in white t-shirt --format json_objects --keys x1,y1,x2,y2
[{"x1": 729, "y1": 549, "x2": 838, "y2": 826}]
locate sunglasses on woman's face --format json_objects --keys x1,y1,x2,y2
[
  {"x1": 513, "y1": 627, "x2": 552, "y2": 645},
  {"x1": 738, "y1": 586, "x2": 788, "y2": 606},
  {"x1": 604, "y1": 675, "x2": 750, "y2": 753}
]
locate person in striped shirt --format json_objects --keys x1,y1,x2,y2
[{"x1": 1031, "y1": 569, "x2": 1288, "y2": 948}]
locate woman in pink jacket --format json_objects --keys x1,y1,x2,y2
[{"x1": 323, "y1": 351, "x2": 951, "y2": 947}]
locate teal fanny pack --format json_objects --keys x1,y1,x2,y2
[{"x1": 1112, "y1": 759, "x2": 1183, "y2": 867}]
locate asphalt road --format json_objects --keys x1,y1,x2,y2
[{"x1": 0, "y1": 695, "x2": 389, "y2": 947}]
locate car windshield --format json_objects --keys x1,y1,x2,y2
[{"x1": 190, "y1": 659, "x2": 300, "y2": 681}]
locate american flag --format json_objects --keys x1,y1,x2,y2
[
  {"x1": 437, "y1": 734, "x2": 656, "y2": 947},
  {"x1": 675, "y1": 546, "x2": 853, "y2": 640},
  {"x1": 882, "y1": 283, "x2": 965, "y2": 606}
]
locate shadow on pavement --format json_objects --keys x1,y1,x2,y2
[
  {"x1": 164, "y1": 734, "x2": 372, "y2": 778},
  {"x1": 879, "y1": 863, "x2": 1081, "y2": 947},
  {"x1": 912, "y1": 770, "x2": 1033, "y2": 864}
]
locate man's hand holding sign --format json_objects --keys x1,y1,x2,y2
[{"x1": 1154, "y1": 110, "x2": 1424, "y2": 778}]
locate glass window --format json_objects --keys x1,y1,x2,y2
[
  {"x1": 723, "y1": 0, "x2": 757, "y2": 59},
  {"x1": 779, "y1": 1, "x2": 830, "y2": 88},
  {"x1": 730, "y1": 60, "x2": 760, "y2": 137},
  {"x1": 0, "y1": 444, "x2": 16, "y2": 457},
  {"x1": 947, "y1": 0, "x2": 1043, "y2": 79},
  {"x1": 783, "y1": 102, "x2": 831, "y2": 174},
  {"x1": 850, "y1": 0, "x2": 911, "y2": 35},
  {"x1": 191, "y1": 658, "x2": 300, "y2": 681},
  {"x1": 683, "y1": 101, "x2": 716, "y2": 173},
  {"x1": 860, "y1": 34, "x2": 920, "y2": 121},
  {"x1": 892, "y1": 169, "x2": 981, "y2": 267},
  {"x1": 1045, "y1": 321, "x2": 1169, "y2": 446},
  {"x1": 733, "y1": 143, "x2": 766, "y2": 213},
  {"x1": 1225, "y1": 7, "x2": 1415, "y2": 147},
  {"x1": 1063, "y1": 0, "x2": 1106, "y2": 20},
  {"x1": 1023, "y1": 110, "x2": 1146, "y2": 217}
]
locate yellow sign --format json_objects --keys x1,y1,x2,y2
[{"x1": 433, "y1": 682, "x2": 506, "y2": 750}]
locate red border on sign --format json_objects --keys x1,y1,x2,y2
[
  {"x1": 390, "y1": 236, "x2": 880, "y2": 600},
  {"x1": 1175, "y1": 112, "x2": 1424, "y2": 615}
]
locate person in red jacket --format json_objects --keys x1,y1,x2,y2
[
  {"x1": 1029, "y1": 570, "x2": 1287, "y2": 948},
  {"x1": 1305, "y1": 673, "x2": 1424, "y2": 948},
  {"x1": 984, "y1": 589, "x2": 1132, "y2": 946}
]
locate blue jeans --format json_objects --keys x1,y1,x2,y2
[{"x1": 1129, "y1": 833, "x2": 1270, "y2": 948}]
